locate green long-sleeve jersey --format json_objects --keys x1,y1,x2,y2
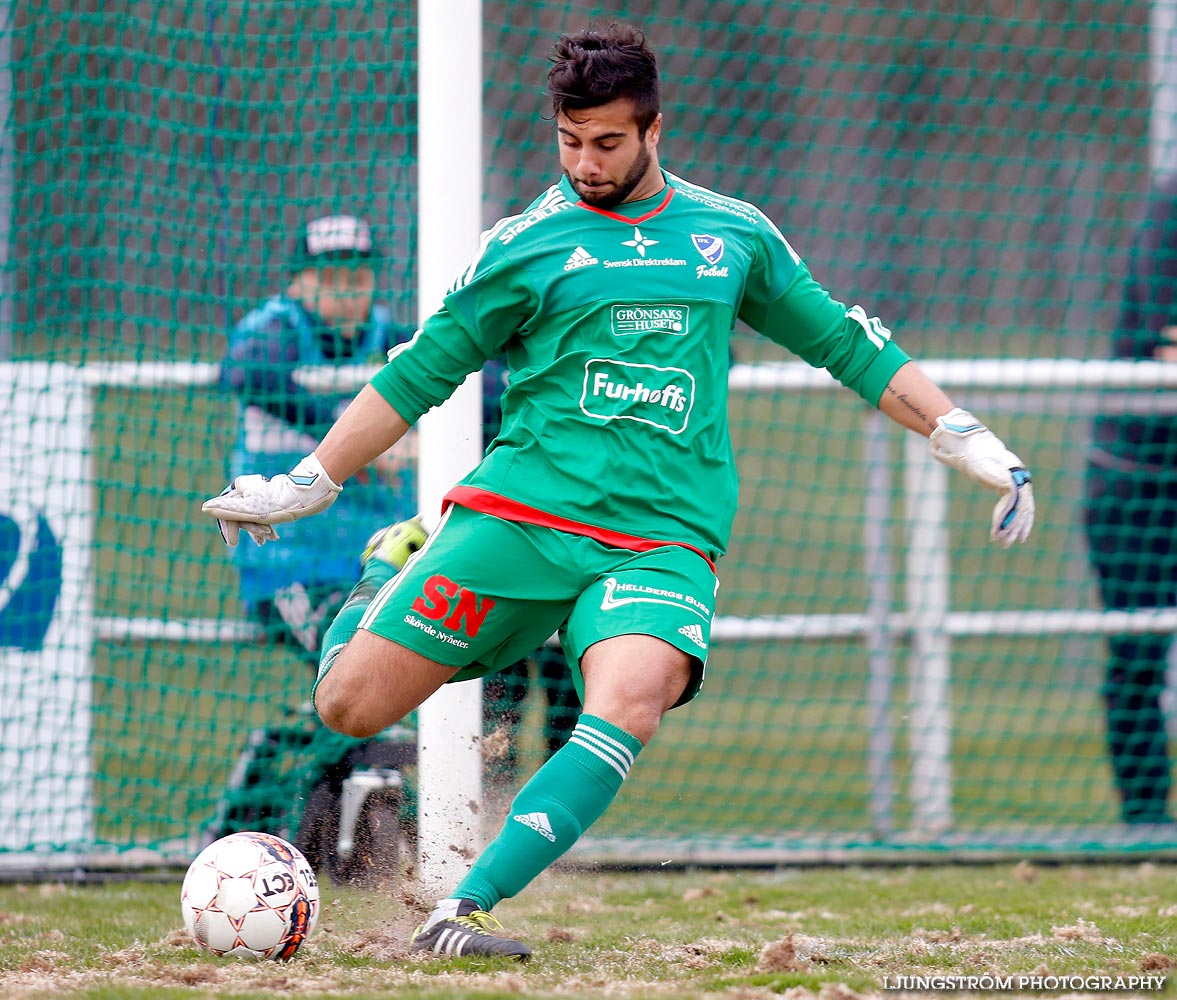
[{"x1": 372, "y1": 170, "x2": 910, "y2": 562}]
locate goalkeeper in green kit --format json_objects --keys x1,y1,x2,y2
[{"x1": 204, "y1": 24, "x2": 1035, "y2": 960}]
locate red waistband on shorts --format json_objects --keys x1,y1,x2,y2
[{"x1": 442, "y1": 485, "x2": 718, "y2": 574}]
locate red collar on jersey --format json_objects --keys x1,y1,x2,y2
[{"x1": 576, "y1": 185, "x2": 675, "y2": 224}]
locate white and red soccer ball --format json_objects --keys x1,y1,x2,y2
[{"x1": 181, "y1": 832, "x2": 319, "y2": 960}]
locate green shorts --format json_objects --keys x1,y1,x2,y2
[{"x1": 358, "y1": 504, "x2": 718, "y2": 707}]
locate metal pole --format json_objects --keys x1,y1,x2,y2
[
  {"x1": 415, "y1": 0, "x2": 484, "y2": 898},
  {"x1": 863, "y1": 411, "x2": 895, "y2": 838},
  {"x1": 904, "y1": 436, "x2": 952, "y2": 835},
  {"x1": 1153, "y1": 0, "x2": 1177, "y2": 179}
]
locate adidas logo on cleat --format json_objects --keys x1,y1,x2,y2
[
  {"x1": 564, "y1": 245, "x2": 599, "y2": 271},
  {"x1": 677, "y1": 623, "x2": 707, "y2": 649},
  {"x1": 512, "y1": 811, "x2": 556, "y2": 842},
  {"x1": 410, "y1": 898, "x2": 532, "y2": 961}
]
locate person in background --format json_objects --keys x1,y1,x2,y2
[
  {"x1": 219, "y1": 214, "x2": 417, "y2": 657},
  {"x1": 1084, "y1": 176, "x2": 1177, "y2": 826}
]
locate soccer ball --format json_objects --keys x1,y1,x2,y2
[{"x1": 181, "y1": 831, "x2": 320, "y2": 960}]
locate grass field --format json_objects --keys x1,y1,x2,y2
[{"x1": 0, "y1": 863, "x2": 1174, "y2": 999}]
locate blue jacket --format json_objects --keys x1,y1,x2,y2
[{"x1": 220, "y1": 295, "x2": 417, "y2": 606}]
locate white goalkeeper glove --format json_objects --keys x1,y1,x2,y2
[
  {"x1": 214, "y1": 516, "x2": 279, "y2": 548},
  {"x1": 928, "y1": 408, "x2": 1035, "y2": 548},
  {"x1": 202, "y1": 452, "x2": 342, "y2": 548}
]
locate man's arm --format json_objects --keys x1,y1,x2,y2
[
  {"x1": 200, "y1": 385, "x2": 411, "y2": 547},
  {"x1": 876, "y1": 359, "x2": 955, "y2": 435},
  {"x1": 202, "y1": 315, "x2": 495, "y2": 546},
  {"x1": 738, "y1": 218, "x2": 1034, "y2": 547},
  {"x1": 203, "y1": 240, "x2": 535, "y2": 546},
  {"x1": 315, "y1": 384, "x2": 412, "y2": 483},
  {"x1": 877, "y1": 361, "x2": 1035, "y2": 547}
]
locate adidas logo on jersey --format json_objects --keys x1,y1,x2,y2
[
  {"x1": 678, "y1": 623, "x2": 707, "y2": 649},
  {"x1": 512, "y1": 811, "x2": 557, "y2": 841},
  {"x1": 564, "y1": 245, "x2": 599, "y2": 271}
]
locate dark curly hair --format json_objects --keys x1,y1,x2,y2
[{"x1": 547, "y1": 24, "x2": 661, "y2": 136}]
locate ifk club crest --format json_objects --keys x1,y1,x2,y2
[{"x1": 690, "y1": 233, "x2": 724, "y2": 265}]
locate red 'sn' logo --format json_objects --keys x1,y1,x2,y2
[{"x1": 411, "y1": 574, "x2": 496, "y2": 638}]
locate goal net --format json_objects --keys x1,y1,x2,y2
[{"x1": 3, "y1": 0, "x2": 1174, "y2": 867}]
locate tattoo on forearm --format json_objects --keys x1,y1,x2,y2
[{"x1": 886, "y1": 388, "x2": 932, "y2": 428}]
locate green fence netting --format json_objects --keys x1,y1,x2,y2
[{"x1": 3, "y1": 1, "x2": 1174, "y2": 865}]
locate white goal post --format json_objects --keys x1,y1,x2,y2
[{"x1": 413, "y1": 0, "x2": 484, "y2": 896}]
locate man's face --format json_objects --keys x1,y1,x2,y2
[
  {"x1": 298, "y1": 264, "x2": 375, "y2": 337},
  {"x1": 557, "y1": 98, "x2": 662, "y2": 209}
]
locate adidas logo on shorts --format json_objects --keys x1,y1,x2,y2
[
  {"x1": 564, "y1": 245, "x2": 599, "y2": 271},
  {"x1": 678, "y1": 623, "x2": 707, "y2": 649}
]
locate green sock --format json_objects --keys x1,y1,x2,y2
[
  {"x1": 454, "y1": 714, "x2": 643, "y2": 911},
  {"x1": 312, "y1": 559, "x2": 397, "y2": 701}
]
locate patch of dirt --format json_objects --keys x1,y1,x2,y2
[
  {"x1": 726, "y1": 988, "x2": 794, "y2": 1000},
  {"x1": 169, "y1": 965, "x2": 224, "y2": 985},
  {"x1": 1050, "y1": 919, "x2": 1104, "y2": 943},
  {"x1": 910, "y1": 927, "x2": 961, "y2": 944},
  {"x1": 820, "y1": 984, "x2": 869, "y2": 1000},
  {"x1": 756, "y1": 934, "x2": 798, "y2": 972},
  {"x1": 17, "y1": 951, "x2": 69, "y2": 973},
  {"x1": 774, "y1": 990, "x2": 819, "y2": 1000},
  {"x1": 1012, "y1": 860, "x2": 1038, "y2": 883},
  {"x1": 481, "y1": 724, "x2": 511, "y2": 762},
  {"x1": 347, "y1": 927, "x2": 411, "y2": 961},
  {"x1": 661, "y1": 937, "x2": 741, "y2": 971}
]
